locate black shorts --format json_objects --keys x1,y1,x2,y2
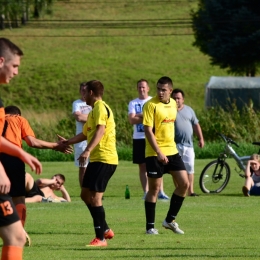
[
  {"x1": 82, "y1": 162, "x2": 117, "y2": 192},
  {"x1": 145, "y1": 153, "x2": 186, "y2": 178},
  {"x1": 0, "y1": 153, "x2": 26, "y2": 197},
  {"x1": 0, "y1": 195, "x2": 20, "y2": 227},
  {"x1": 26, "y1": 182, "x2": 45, "y2": 198},
  {"x1": 133, "y1": 139, "x2": 145, "y2": 164}
]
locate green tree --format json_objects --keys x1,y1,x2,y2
[
  {"x1": 191, "y1": 0, "x2": 260, "y2": 76},
  {"x1": 0, "y1": 0, "x2": 54, "y2": 29}
]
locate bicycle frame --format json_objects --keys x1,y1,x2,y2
[
  {"x1": 200, "y1": 133, "x2": 260, "y2": 193},
  {"x1": 218, "y1": 133, "x2": 249, "y2": 175}
]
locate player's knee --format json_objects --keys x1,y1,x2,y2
[
  {"x1": 148, "y1": 186, "x2": 160, "y2": 196},
  {"x1": 20, "y1": 232, "x2": 27, "y2": 246},
  {"x1": 179, "y1": 180, "x2": 189, "y2": 192},
  {"x1": 6, "y1": 228, "x2": 26, "y2": 246},
  {"x1": 80, "y1": 192, "x2": 86, "y2": 202}
]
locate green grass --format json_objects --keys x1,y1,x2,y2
[
  {"x1": 0, "y1": 0, "x2": 230, "y2": 112},
  {"x1": 14, "y1": 160, "x2": 260, "y2": 260}
]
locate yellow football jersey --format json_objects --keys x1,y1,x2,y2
[
  {"x1": 83, "y1": 100, "x2": 118, "y2": 164},
  {"x1": 143, "y1": 96, "x2": 178, "y2": 157}
]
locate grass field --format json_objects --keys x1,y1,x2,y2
[
  {"x1": 16, "y1": 160, "x2": 260, "y2": 260},
  {"x1": 0, "y1": 0, "x2": 230, "y2": 113}
]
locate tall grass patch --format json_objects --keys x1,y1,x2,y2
[{"x1": 198, "y1": 103, "x2": 260, "y2": 143}]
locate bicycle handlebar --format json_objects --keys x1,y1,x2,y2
[{"x1": 218, "y1": 133, "x2": 239, "y2": 147}]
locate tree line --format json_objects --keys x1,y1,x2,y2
[{"x1": 0, "y1": 0, "x2": 54, "y2": 29}]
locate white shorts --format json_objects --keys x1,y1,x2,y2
[
  {"x1": 74, "y1": 141, "x2": 89, "y2": 167},
  {"x1": 176, "y1": 143, "x2": 195, "y2": 174}
]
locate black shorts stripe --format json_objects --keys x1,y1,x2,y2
[{"x1": 146, "y1": 153, "x2": 186, "y2": 178}]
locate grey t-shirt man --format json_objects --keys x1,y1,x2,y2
[{"x1": 174, "y1": 105, "x2": 199, "y2": 147}]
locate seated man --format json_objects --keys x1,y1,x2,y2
[{"x1": 25, "y1": 173, "x2": 71, "y2": 202}]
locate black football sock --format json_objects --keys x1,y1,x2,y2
[
  {"x1": 145, "y1": 201, "x2": 156, "y2": 231},
  {"x1": 165, "y1": 193, "x2": 185, "y2": 223},
  {"x1": 87, "y1": 204, "x2": 93, "y2": 217},
  {"x1": 88, "y1": 204, "x2": 109, "y2": 231},
  {"x1": 91, "y1": 206, "x2": 105, "y2": 240}
]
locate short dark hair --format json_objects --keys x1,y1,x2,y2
[
  {"x1": 137, "y1": 79, "x2": 149, "y2": 86},
  {"x1": 86, "y1": 80, "x2": 104, "y2": 97},
  {"x1": 53, "y1": 173, "x2": 66, "y2": 182},
  {"x1": 4, "y1": 105, "x2": 21, "y2": 115},
  {"x1": 157, "y1": 76, "x2": 173, "y2": 89},
  {"x1": 79, "y1": 82, "x2": 87, "y2": 90},
  {"x1": 0, "y1": 38, "x2": 23, "y2": 62},
  {"x1": 171, "y1": 88, "x2": 185, "y2": 98}
]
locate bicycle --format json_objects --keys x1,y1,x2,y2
[{"x1": 199, "y1": 133, "x2": 260, "y2": 193}]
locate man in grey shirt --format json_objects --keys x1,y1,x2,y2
[{"x1": 171, "y1": 89, "x2": 204, "y2": 196}]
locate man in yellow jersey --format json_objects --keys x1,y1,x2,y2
[
  {"x1": 0, "y1": 38, "x2": 42, "y2": 260},
  {"x1": 61, "y1": 80, "x2": 118, "y2": 247},
  {"x1": 143, "y1": 76, "x2": 189, "y2": 235}
]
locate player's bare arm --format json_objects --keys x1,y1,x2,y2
[
  {"x1": 59, "y1": 185, "x2": 71, "y2": 202},
  {"x1": 0, "y1": 162, "x2": 10, "y2": 194},
  {"x1": 144, "y1": 125, "x2": 169, "y2": 164},
  {"x1": 128, "y1": 113, "x2": 143, "y2": 125},
  {"x1": 24, "y1": 135, "x2": 58, "y2": 149},
  {"x1": 36, "y1": 178, "x2": 56, "y2": 187},
  {"x1": 245, "y1": 160, "x2": 258, "y2": 177},
  {"x1": 61, "y1": 132, "x2": 87, "y2": 146},
  {"x1": 73, "y1": 111, "x2": 89, "y2": 122},
  {"x1": 78, "y1": 124, "x2": 105, "y2": 166},
  {"x1": 24, "y1": 136, "x2": 73, "y2": 154},
  {"x1": 0, "y1": 136, "x2": 42, "y2": 174},
  {"x1": 193, "y1": 124, "x2": 204, "y2": 148}
]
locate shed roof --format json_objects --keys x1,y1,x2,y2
[{"x1": 206, "y1": 76, "x2": 260, "y2": 89}]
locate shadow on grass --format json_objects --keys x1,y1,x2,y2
[{"x1": 200, "y1": 193, "x2": 243, "y2": 197}]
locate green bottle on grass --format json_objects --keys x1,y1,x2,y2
[{"x1": 125, "y1": 185, "x2": 130, "y2": 199}]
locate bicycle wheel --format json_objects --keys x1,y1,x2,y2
[{"x1": 199, "y1": 160, "x2": 231, "y2": 193}]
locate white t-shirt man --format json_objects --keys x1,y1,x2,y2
[
  {"x1": 128, "y1": 96, "x2": 152, "y2": 139},
  {"x1": 72, "y1": 99, "x2": 92, "y2": 167}
]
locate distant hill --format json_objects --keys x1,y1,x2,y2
[{"x1": 0, "y1": 0, "x2": 229, "y2": 112}]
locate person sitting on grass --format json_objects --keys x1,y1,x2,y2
[
  {"x1": 25, "y1": 172, "x2": 71, "y2": 202},
  {"x1": 242, "y1": 154, "x2": 260, "y2": 197}
]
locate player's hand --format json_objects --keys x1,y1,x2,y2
[
  {"x1": 56, "y1": 134, "x2": 66, "y2": 141},
  {"x1": 157, "y1": 152, "x2": 169, "y2": 164},
  {"x1": 0, "y1": 163, "x2": 11, "y2": 194},
  {"x1": 198, "y1": 139, "x2": 204, "y2": 148},
  {"x1": 78, "y1": 150, "x2": 90, "y2": 167},
  {"x1": 55, "y1": 134, "x2": 73, "y2": 154},
  {"x1": 54, "y1": 142, "x2": 73, "y2": 154},
  {"x1": 19, "y1": 151, "x2": 42, "y2": 175}
]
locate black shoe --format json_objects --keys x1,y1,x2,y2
[{"x1": 190, "y1": 193, "x2": 199, "y2": 197}]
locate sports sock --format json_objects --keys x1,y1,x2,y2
[
  {"x1": 1, "y1": 246, "x2": 23, "y2": 260},
  {"x1": 103, "y1": 210, "x2": 109, "y2": 231},
  {"x1": 87, "y1": 204, "x2": 93, "y2": 217},
  {"x1": 145, "y1": 201, "x2": 156, "y2": 231},
  {"x1": 15, "y1": 204, "x2": 26, "y2": 227},
  {"x1": 87, "y1": 204, "x2": 109, "y2": 231},
  {"x1": 165, "y1": 193, "x2": 185, "y2": 223},
  {"x1": 91, "y1": 206, "x2": 105, "y2": 240}
]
